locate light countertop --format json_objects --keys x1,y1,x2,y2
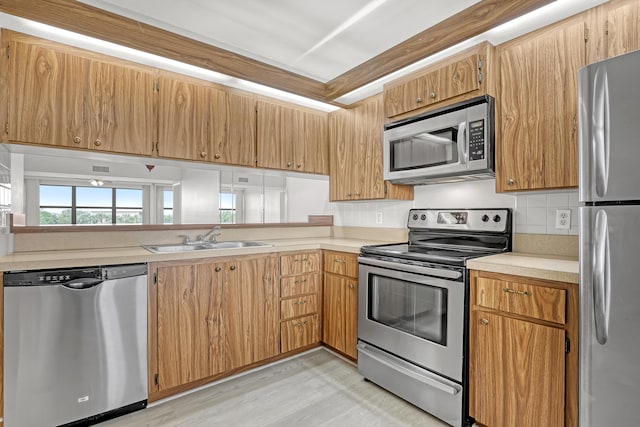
[
  {"x1": 467, "y1": 252, "x2": 579, "y2": 284},
  {"x1": 0, "y1": 237, "x2": 382, "y2": 271}
]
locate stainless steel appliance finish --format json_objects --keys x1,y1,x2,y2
[
  {"x1": 579, "y1": 50, "x2": 640, "y2": 427},
  {"x1": 358, "y1": 208, "x2": 511, "y2": 427},
  {"x1": 384, "y1": 95, "x2": 495, "y2": 185},
  {"x1": 4, "y1": 264, "x2": 148, "y2": 427}
]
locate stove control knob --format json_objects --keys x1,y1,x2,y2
[
  {"x1": 412, "y1": 214, "x2": 419, "y2": 220},
  {"x1": 481, "y1": 215, "x2": 490, "y2": 222},
  {"x1": 493, "y1": 215, "x2": 502, "y2": 223},
  {"x1": 420, "y1": 214, "x2": 426, "y2": 220}
]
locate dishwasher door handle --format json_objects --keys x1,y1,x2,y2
[{"x1": 62, "y1": 278, "x2": 104, "y2": 289}]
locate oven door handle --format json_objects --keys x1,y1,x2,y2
[
  {"x1": 358, "y1": 257, "x2": 462, "y2": 280},
  {"x1": 357, "y1": 343, "x2": 461, "y2": 396}
]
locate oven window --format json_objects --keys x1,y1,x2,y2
[
  {"x1": 390, "y1": 127, "x2": 459, "y2": 172},
  {"x1": 368, "y1": 274, "x2": 447, "y2": 345}
]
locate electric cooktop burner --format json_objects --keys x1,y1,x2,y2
[{"x1": 360, "y1": 208, "x2": 513, "y2": 267}]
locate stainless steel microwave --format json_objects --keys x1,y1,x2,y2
[{"x1": 383, "y1": 95, "x2": 495, "y2": 185}]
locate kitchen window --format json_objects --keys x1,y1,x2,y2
[{"x1": 39, "y1": 184, "x2": 143, "y2": 225}]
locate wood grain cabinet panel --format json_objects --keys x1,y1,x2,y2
[
  {"x1": 324, "y1": 251, "x2": 358, "y2": 277},
  {"x1": 329, "y1": 94, "x2": 413, "y2": 202},
  {"x1": 497, "y1": 17, "x2": 585, "y2": 192},
  {"x1": 257, "y1": 100, "x2": 328, "y2": 174},
  {"x1": 222, "y1": 92, "x2": 256, "y2": 167},
  {"x1": 470, "y1": 270, "x2": 579, "y2": 427},
  {"x1": 280, "y1": 294, "x2": 318, "y2": 320},
  {"x1": 155, "y1": 261, "x2": 225, "y2": 391},
  {"x1": 224, "y1": 255, "x2": 280, "y2": 371},
  {"x1": 280, "y1": 273, "x2": 320, "y2": 298},
  {"x1": 6, "y1": 35, "x2": 154, "y2": 156},
  {"x1": 280, "y1": 251, "x2": 320, "y2": 276},
  {"x1": 472, "y1": 311, "x2": 565, "y2": 427},
  {"x1": 606, "y1": 0, "x2": 640, "y2": 58},
  {"x1": 281, "y1": 314, "x2": 320, "y2": 354},
  {"x1": 322, "y1": 251, "x2": 358, "y2": 360}
]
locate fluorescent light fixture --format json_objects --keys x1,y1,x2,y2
[{"x1": 90, "y1": 179, "x2": 104, "y2": 186}]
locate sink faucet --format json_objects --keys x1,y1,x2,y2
[{"x1": 197, "y1": 226, "x2": 222, "y2": 243}]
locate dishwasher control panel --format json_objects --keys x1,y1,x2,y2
[{"x1": 4, "y1": 264, "x2": 147, "y2": 286}]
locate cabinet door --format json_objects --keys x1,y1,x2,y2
[
  {"x1": 329, "y1": 107, "x2": 355, "y2": 200},
  {"x1": 323, "y1": 274, "x2": 346, "y2": 353},
  {"x1": 384, "y1": 77, "x2": 423, "y2": 117},
  {"x1": 257, "y1": 101, "x2": 293, "y2": 170},
  {"x1": 606, "y1": 0, "x2": 640, "y2": 58},
  {"x1": 281, "y1": 314, "x2": 320, "y2": 353},
  {"x1": 157, "y1": 77, "x2": 210, "y2": 161},
  {"x1": 498, "y1": 19, "x2": 584, "y2": 192},
  {"x1": 354, "y1": 94, "x2": 385, "y2": 199},
  {"x1": 8, "y1": 40, "x2": 85, "y2": 148},
  {"x1": 303, "y1": 111, "x2": 329, "y2": 175},
  {"x1": 156, "y1": 262, "x2": 225, "y2": 391},
  {"x1": 442, "y1": 55, "x2": 480, "y2": 100},
  {"x1": 220, "y1": 92, "x2": 255, "y2": 167},
  {"x1": 472, "y1": 311, "x2": 565, "y2": 427},
  {"x1": 225, "y1": 255, "x2": 280, "y2": 370},
  {"x1": 85, "y1": 59, "x2": 154, "y2": 155},
  {"x1": 344, "y1": 278, "x2": 358, "y2": 359}
]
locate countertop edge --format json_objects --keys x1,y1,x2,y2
[{"x1": 467, "y1": 252, "x2": 579, "y2": 284}]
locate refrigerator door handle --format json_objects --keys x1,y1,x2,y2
[
  {"x1": 593, "y1": 66, "x2": 610, "y2": 198},
  {"x1": 593, "y1": 209, "x2": 611, "y2": 345}
]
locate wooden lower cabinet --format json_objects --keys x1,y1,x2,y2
[
  {"x1": 322, "y1": 251, "x2": 358, "y2": 359},
  {"x1": 150, "y1": 254, "x2": 280, "y2": 397},
  {"x1": 469, "y1": 270, "x2": 579, "y2": 427},
  {"x1": 279, "y1": 251, "x2": 322, "y2": 353}
]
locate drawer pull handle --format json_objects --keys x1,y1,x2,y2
[
  {"x1": 334, "y1": 259, "x2": 347, "y2": 263},
  {"x1": 481, "y1": 318, "x2": 489, "y2": 325},
  {"x1": 294, "y1": 258, "x2": 309, "y2": 262},
  {"x1": 503, "y1": 288, "x2": 530, "y2": 296},
  {"x1": 293, "y1": 321, "x2": 308, "y2": 327},
  {"x1": 349, "y1": 283, "x2": 355, "y2": 289},
  {"x1": 294, "y1": 279, "x2": 307, "y2": 284},
  {"x1": 294, "y1": 300, "x2": 308, "y2": 305}
]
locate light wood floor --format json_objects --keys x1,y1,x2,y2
[{"x1": 102, "y1": 348, "x2": 449, "y2": 427}]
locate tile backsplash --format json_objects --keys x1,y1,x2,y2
[{"x1": 330, "y1": 180, "x2": 579, "y2": 236}]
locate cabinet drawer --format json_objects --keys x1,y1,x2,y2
[
  {"x1": 280, "y1": 252, "x2": 320, "y2": 276},
  {"x1": 476, "y1": 277, "x2": 566, "y2": 324},
  {"x1": 281, "y1": 295, "x2": 318, "y2": 320},
  {"x1": 324, "y1": 251, "x2": 358, "y2": 277},
  {"x1": 281, "y1": 314, "x2": 320, "y2": 353},
  {"x1": 281, "y1": 273, "x2": 320, "y2": 298}
]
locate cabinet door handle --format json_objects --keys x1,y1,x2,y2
[
  {"x1": 214, "y1": 153, "x2": 221, "y2": 159},
  {"x1": 430, "y1": 92, "x2": 437, "y2": 99},
  {"x1": 294, "y1": 300, "x2": 308, "y2": 305},
  {"x1": 73, "y1": 136, "x2": 82, "y2": 144},
  {"x1": 334, "y1": 259, "x2": 347, "y2": 263},
  {"x1": 294, "y1": 279, "x2": 307, "y2": 284},
  {"x1": 503, "y1": 288, "x2": 530, "y2": 296},
  {"x1": 287, "y1": 162, "x2": 292, "y2": 167},
  {"x1": 294, "y1": 258, "x2": 309, "y2": 262},
  {"x1": 94, "y1": 139, "x2": 102, "y2": 147},
  {"x1": 215, "y1": 266, "x2": 222, "y2": 272},
  {"x1": 229, "y1": 265, "x2": 236, "y2": 271},
  {"x1": 480, "y1": 318, "x2": 489, "y2": 325},
  {"x1": 507, "y1": 179, "x2": 515, "y2": 186},
  {"x1": 349, "y1": 283, "x2": 355, "y2": 289},
  {"x1": 416, "y1": 97, "x2": 422, "y2": 104},
  {"x1": 200, "y1": 151, "x2": 207, "y2": 158}
]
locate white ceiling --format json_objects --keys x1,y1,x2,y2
[{"x1": 78, "y1": 0, "x2": 480, "y2": 82}]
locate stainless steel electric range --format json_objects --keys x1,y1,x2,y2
[{"x1": 357, "y1": 208, "x2": 512, "y2": 427}]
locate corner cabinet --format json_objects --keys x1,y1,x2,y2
[
  {"x1": 469, "y1": 270, "x2": 579, "y2": 427},
  {"x1": 4, "y1": 32, "x2": 155, "y2": 156},
  {"x1": 322, "y1": 251, "x2": 359, "y2": 359},
  {"x1": 257, "y1": 100, "x2": 329, "y2": 175},
  {"x1": 496, "y1": 16, "x2": 586, "y2": 192},
  {"x1": 328, "y1": 94, "x2": 413, "y2": 201}
]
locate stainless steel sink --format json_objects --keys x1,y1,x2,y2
[{"x1": 143, "y1": 240, "x2": 272, "y2": 253}]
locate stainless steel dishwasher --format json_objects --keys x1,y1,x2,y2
[{"x1": 4, "y1": 263, "x2": 148, "y2": 427}]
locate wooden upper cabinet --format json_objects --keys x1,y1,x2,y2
[
  {"x1": 257, "y1": 100, "x2": 328, "y2": 174},
  {"x1": 5, "y1": 34, "x2": 154, "y2": 156},
  {"x1": 497, "y1": 17, "x2": 585, "y2": 192},
  {"x1": 383, "y1": 43, "x2": 492, "y2": 120},
  {"x1": 7, "y1": 39, "x2": 85, "y2": 148},
  {"x1": 85, "y1": 59, "x2": 154, "y2": 155},
  {"x1": 329, "y1": 94, "x2": 413, "y2": 201},
  {"x1": 223, "y1": 92, "x2": 256, "y2": 167},
  {"x1": 157, "y1": 76, "x2": 218, "y2": 162},
  {"x1": 605, "y1": 0, "x2": 640, "y2": 58}
]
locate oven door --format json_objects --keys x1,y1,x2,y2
[{"x1": 358, "y1": 257, "x2": 465, "y2": 382}]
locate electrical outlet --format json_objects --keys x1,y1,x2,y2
[
  {"x1": 555, "y1": 209, "x2": 571, "y2": 230},
  {"x1": 375, "y1": 212, "x2": 383, "y2": 224}
]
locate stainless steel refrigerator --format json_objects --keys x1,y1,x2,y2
[{"x1": 579, "y1": 49, "x2": 640, "y2": 426}]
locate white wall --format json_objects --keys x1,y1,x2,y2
[{"x1": 331, "y1": 179, "x2": 580, "y2": 236}]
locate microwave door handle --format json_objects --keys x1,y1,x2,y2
[{"x1": 457, "y1": 121, "x2": 467, "y2": 164}]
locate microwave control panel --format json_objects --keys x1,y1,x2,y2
[{"x1": 468, "y1": 119, "x2": 485, "y2": 161}]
